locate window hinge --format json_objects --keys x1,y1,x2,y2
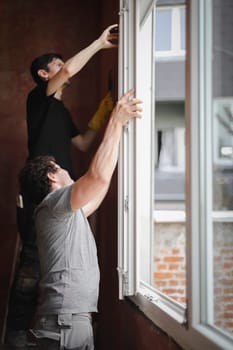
[
  {"x1": 123, "y1": 270, "x2": 129, "y2": 295},
  {"x1": 119, "y1": 1, "x2": 128, "y2": 16},
  {"x1": 117, "y1": 267, "x2": 127, "y2": 278},
  {"x1": 124, "y1": 195, "x2": 129, "y2": 211},
  {"x1": 117, "y1": 267, "x2": 129, "y2": 298}
]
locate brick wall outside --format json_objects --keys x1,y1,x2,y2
[
  {"x1": 153, "y1": 222, "x2": 186, "y2": 305},
  {"x1": 153, "y1": 220, "x2": 233, "y2": 335},
  {"x1": 214, "y1": 222, "x2": 233, "y2": 334}
]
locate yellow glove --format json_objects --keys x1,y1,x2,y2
[{"x1": 88, "y1": 94, "x2": 114, "y2": 131}]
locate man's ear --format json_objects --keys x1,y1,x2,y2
[
  {"x1": 47, "y1": 172, "x2": 57, "y2": 183},
  {"x1": 37, "y1": 69, "x2": 49, "y2": 81}
]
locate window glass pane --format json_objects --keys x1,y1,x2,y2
[
  {"x1": 211, "y1": 0, "x2": 233, "y2": 337},
  {"x1": 155, "y1": 9, "x2": 172, "y2": 51},
  {"x1": 180, "y1": 7, "x2": 186, "y2": 50},
  {"x1": 153, "y1": 6, "x2": 186, "y2": 305}
]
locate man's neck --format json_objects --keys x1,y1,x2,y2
[{"x1": 54, "y1": 88, "x2": 63, "y2": 100}]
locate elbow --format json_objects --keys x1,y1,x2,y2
[
  {"x1": 72, "y1": 138, "x2": 90, "y2": 152},
  {"x1": 62, "y1": 65, "x2": 73, "y2": 78},
  {"x1": 78, "y1": 142, "x2": 90, "y2": 152},
  {"x1": 88, "y1": 169, "x2": 110, "y2": 188}
]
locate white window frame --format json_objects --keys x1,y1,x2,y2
[
  {"x1": 117, "y1": 0, "x2": 137, "y2": 299},
  {"x1": 117, "y1": 1, "x2": 233, "y2": 349}
]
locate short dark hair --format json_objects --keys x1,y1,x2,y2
[
  {"x1": 30, "y1": 53, "x2": 63, "y2": 85},
  {"x1": 19, "y1": 156, "x2": 57, "y2": 205}
]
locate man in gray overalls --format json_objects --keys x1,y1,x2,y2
[{"x1": 18, "y1": 89, "x2": 142, "y2": 350}]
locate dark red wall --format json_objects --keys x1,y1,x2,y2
[
  {"x1": 0, "y1": 1, "x2": 183, "y2": 349},
  {"x1": 0, "y1": 0, "x2": 105, "y2": 337}
]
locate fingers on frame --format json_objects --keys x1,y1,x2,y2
[
  {"x1": 128, "y1": 98, "x2": 143, "y2": 106},
  {"x1": 122, "y1": 89, "x2": 134, "y2": 101}
]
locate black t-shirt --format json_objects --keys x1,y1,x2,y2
[{"x1": 27, "y1": 83, "x2": 79, "y2": 175}]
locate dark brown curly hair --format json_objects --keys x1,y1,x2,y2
[{"x1": 19, "y1": 156, "x2": 58, "y2": 205}]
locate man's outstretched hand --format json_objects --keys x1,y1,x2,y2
[
  {"x1": 98, "y1": 24, "x2": 119, "y2": 49},
  {"x1": 112, "y1": 89, "x2": 143, "y2": 126}
]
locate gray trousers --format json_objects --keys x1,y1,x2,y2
[{"x1": 32, "y1": 313, "x2": 94, "y2": 350}]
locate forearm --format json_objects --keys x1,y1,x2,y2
[
  {"x1": 47, "y1": 40, "x2": 102, "y2": 95},
  {"x1": 47, "y1": 25, "x2": 118, "y2": 95},
  {"x1": 65, "y1": 23, "x2": 118, "y2": 77},
  {"x1": 78, "y1": 115, "x2": 122, "y2": 215},
  {"x1": 64, "y1": 40, "x2": 102, "y2": 78},
  {"x1": 70, "y1": 89, "x2": 142, "y2": 212},
  {"x1": 70, "y1": 114, "x2": 122, "y2": 212},
  {"x1": 88, "y1": 113, "x2": 122, "y2": 185},
  {"x1": 72, "y1": 129, "x2": 97, "y2": 152},
  {"x1": 88, "y1": 89, "x2": 142, "y2": 186}
]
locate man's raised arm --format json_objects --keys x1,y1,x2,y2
[
  {"x1": 47, "y1": 24, "x2": 118, "y2": 96},
  {"x1": 70, "y1": 89, "x2": 143, "y2": 216}
]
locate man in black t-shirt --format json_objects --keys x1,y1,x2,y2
[
  {"x1": 26, "y1": 80, "x2": 79, "y2": 176},
  {"x1": 5, "y1": 24, "x2": 118, "y2": 347}
]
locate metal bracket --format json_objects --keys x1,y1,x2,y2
[{"x1": 124, "y1": 195, "x2": 129, "y2": 211}]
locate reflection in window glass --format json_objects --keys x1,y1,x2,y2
[
  {"x1": 180, "y1": 7, "x2": 186, "y2": 51},
  {"x1": 213, "y1": 99, "x2": 233, "y2": 210},
  {"x1": 155, "y1": 9, "x2": 172, "y2": 51},
  {"x1": 153, "y1": 6, "x2": 186, "y2": 305},
  {"x1": 212, "y1": 0, "x2": 233, "y2": 337},
  {"x1": 155, "y1": 6, "x2": 185, "y2": 56}
]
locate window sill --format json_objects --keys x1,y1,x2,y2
[{"x1": 128, "y1": 287, "x2": 233, "y2": 350}]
